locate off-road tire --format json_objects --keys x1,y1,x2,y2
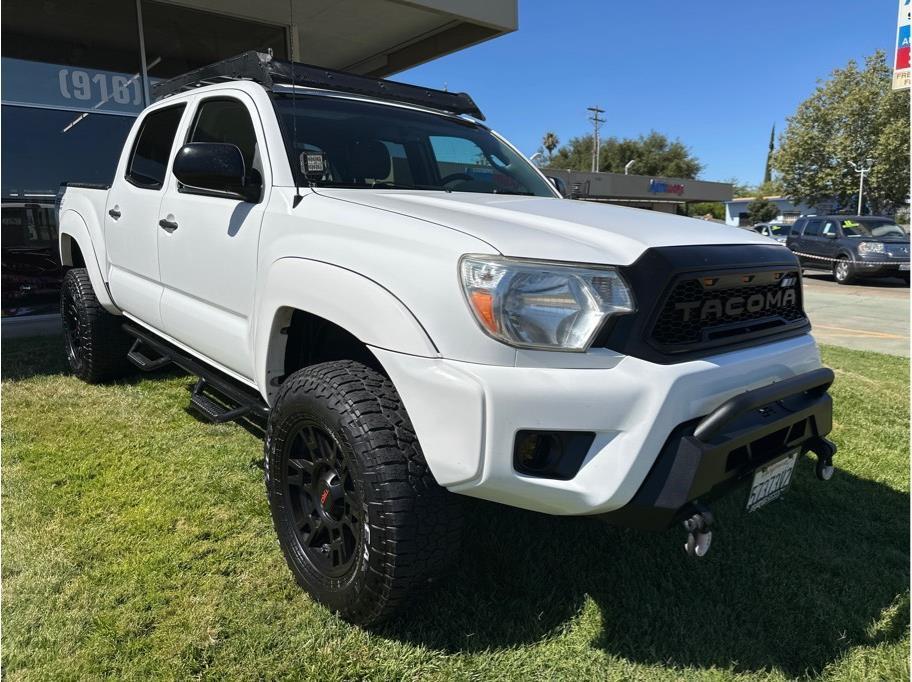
[
  {"x1": 60, "y1": 268, "x2": 133, "y2": 383},
  {"x1": 264, "y1": 360, "x2": 463, "y2": 625},
  {"x1": 833, "y1": 257, "x2": 855, "y2": 285}
]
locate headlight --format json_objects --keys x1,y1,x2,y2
[
  {"x1": 459, "y1": 255, "x2": 634, "y2": 351},
  {"x1": 858, "y1": 241, "x2": 885, "y2": 255}
]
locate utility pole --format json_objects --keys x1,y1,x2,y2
[
  {"x1": 848, "y1": 158, "x2": 874, "y2": 215},
  {"x1": 587, "y1": 105, "x2": 605, "y2": 172}
]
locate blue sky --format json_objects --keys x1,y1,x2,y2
[{"x1": 399, "y1": 1, "x2": 899, "y2": 185}]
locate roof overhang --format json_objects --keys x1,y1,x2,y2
[{"x1": 160, "y1": 0, "x2": 517, "y2": 76}]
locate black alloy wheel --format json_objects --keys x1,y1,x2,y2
[{"x1": 284, "y1": 420, "x2": 363, "y2": 577}]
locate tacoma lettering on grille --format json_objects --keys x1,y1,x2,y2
[{"x1": 651, "y1": 271, "x2": 805, "y2": 348}]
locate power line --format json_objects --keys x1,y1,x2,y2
[{"x1": 587, "y1": 105, "x2": 605, "y2": 172}]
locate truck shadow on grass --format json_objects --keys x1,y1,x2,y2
[{"x1": 378, "y1": 460, "x2": 909, "y2": 677}]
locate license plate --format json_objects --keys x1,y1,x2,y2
[
  {"x1": 900, "y1": 263, "x2": 910, "y2": 271},
  {"x1": 746, "y1": 450, "x2": 799, "y2": 513}
]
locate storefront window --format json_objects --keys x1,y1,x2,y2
[
  {"x1": 2, "y1": 201, "x2": 63, "y2": 317},
  {"x1": 1, "y1": 106, "x2": 134, "y2": 317},
  {"x1": 2, "y1": 106, "x2": 133, "y2": 197},
  {"x1": 1, "y1": 0, "x2": 142, "y2": 316},
  {"x1": 2, "y1": 0, "x2": 143, "y2": 114}
]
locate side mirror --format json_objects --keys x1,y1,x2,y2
[
  {"x1": 546, "y1": 175, "x2": 568, "y2": 198},
  {"x1": 173, "y1": 143, "x2": 258, "y2": 202}
]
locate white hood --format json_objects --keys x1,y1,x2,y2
[{"x1": 314, "y1": 189, "x2": 775, "y2": 265}]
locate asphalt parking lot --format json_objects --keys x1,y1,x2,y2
[{"x1": 802, "y1": 269, "x2": 909, "y2": 357}]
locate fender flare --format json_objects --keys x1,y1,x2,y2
[
  {"x1": 58, "y1": 209, "x2": 119, "y2": 313},
  {"x1": 255, "y1": 257, "x2": 438, "y2": 402}
]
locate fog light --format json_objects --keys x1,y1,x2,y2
[
  {"x1": 516, "y1": 432, "x2": 561, "y2": 471},
  {"x1": 513, "y1": 430, "x2": 596, "y2": 480}
]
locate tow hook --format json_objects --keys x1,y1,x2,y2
[
  {"x1": 806, "y1": 436, "x2": 838, "y2": 481},
  {"x1": 682, "y1": 503, "x2": 714, "y2": 557}
]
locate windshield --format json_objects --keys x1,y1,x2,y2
[
  {"x1": 841, "y1": 219, "x2": 907, "y2": 239},
  {"x1": 272, "y1": 93, "x2": 555, "y2": 197},
  {"x1": 768, "y1": 224, "x2": 791, "y2": 236}
]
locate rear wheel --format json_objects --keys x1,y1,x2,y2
[
  {"x1": 264, "y1": 360, "x2": 462, "y2": 625},
  {"x1": 61, "y1": 268, "x2": 133, "y2": 383},
  {"x1": 833, "y1": 257, "x2": 855, "y2": 285}
]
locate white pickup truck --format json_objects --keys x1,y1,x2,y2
[{"x1": 57, "y1": 52, "x2": 837, "y2": 625}]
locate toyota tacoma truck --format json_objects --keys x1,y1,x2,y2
[{"x1": 56, "y1": 52, "x2": 837, "y2": 625}]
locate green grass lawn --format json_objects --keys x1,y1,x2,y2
[{"x1": 2, "y1": 336, "x2": 909, "y2": 681}]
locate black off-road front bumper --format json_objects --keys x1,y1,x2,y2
[{"x1": 600, "y1": 367, "x2": 836, "y2": 531}]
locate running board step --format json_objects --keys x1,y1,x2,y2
[
  {"x1": 122, "y1": 323, "x2": 270, "y2": 425},
  {"x1": 189, "y1": 378, "x2": 252, "y2": 423},
  {"x1": 127, "y1": 339, "x2": 172, "y2": 371}
]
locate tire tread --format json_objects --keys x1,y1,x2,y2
[{"x1": 61, "y1": 268, "x2": 132, "y2": 383}]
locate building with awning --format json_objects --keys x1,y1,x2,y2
[
  {"x1": 542, "y1": 169, "x2": 732, "y2": 214},
  {"x1": 0, "y1": 0, "x2": 517, "y2": 319}
]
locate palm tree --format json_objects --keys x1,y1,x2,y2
[{"x1": 542, "y1": 132, "x2": 559, "y2": 162}]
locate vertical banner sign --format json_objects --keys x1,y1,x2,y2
[{"x1": 894, "y1": 0, "x2": 911, "y2": 90}]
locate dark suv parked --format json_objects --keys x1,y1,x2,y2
[{"x1": 786, "y1": 215, "x2": 910, "y2": 284}]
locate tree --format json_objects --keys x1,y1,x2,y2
[
  {"x1": 773, "y1": 51, "x2": 910, "y2": 215},
  {"x1": 747, "y1": 198, "x2": 779, "y2": 224},
  {"x1": 542, "y1": 131, "x2": 559, "y2": 161},
  {"x1": 547, "y1": 131, "x2": 703, "y2": 178},
  {"x1": 727, "y1": 178, "x2": 756, "y2": 198},
  {"x1": 687, "y1": 202, "x2": 725, "y2": 220},
  {"x1": 756, "y1": 178, "x2": 784, "y2": 197},
  {"x1": 763, "y1": 124, "x2": 775, "y2": 184}
]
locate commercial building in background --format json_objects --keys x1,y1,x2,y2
[
  {"x1": 724, "y1": 196, "x2": 817, "y2": 227},
  {"x1": 1, "y1": 0, "x2": 517, "y2": 319},
  {"x1": 542, "y1": 169, "x2": 732, "y2": 214}
]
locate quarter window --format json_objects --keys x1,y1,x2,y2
[{"x1": 126, "y1": 105, "x2": 185, "y2": 189}]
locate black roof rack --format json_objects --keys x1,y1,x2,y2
[{"x1": 151, "y1": 51, "x2": 485, "y2": 120}]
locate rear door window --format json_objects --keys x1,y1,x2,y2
[{"x1": 125, "y1": 104, "x2": 186, "y2": 189}]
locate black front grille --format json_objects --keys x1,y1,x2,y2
[
  {"x1": 650, "y1": 270, "x2": 805, "y2": 349},
  {"x1": 593, "y1": 245, "x2": 812, "y2": 364}
]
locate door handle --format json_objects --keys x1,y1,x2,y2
[
  {"x1": 158, "y1": 218, "x2": 178, "y2": 232},
  {"x1": 108, "y1": 208, "x2": 121, "y2": 219}
]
